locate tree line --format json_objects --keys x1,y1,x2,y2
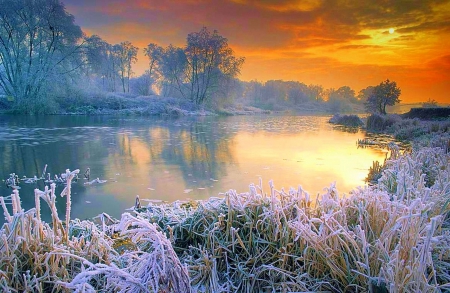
[{"x1": 0, "y1": 0, "x2": 401, "y2": 114}]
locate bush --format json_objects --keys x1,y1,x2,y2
[
  {"x1": 329, "y1": 114, "x2": 364, "y2": 127},
  {"x1": 366, "y1": 114, "x2": 401, "y2": 131}
]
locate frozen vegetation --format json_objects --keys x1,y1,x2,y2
[
  {"x1": 329, "y1": 114, "x2": 364, "y2": 127},
  {"x1": 0, "y1": 131, "x2": 449, "y2": 292}
]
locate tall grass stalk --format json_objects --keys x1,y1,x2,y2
[{"x1": 0, "y1": 146, "x2": 449, "y2": 292}]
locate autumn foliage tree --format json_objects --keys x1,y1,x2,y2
[{"x1": 365, "y1": 79, "x2": 401, "y2": 115}]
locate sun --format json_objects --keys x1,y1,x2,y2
[{"x1": 389, "y1": 28, "x2": 395, "y2": 34}]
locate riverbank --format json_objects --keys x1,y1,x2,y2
[
  {"x1": 1, "y1": 90, "x2": 367, "y2": 117},
  {"x1": 1, "y1": 93, "x2": 273, "y2": 117},
  {"x1": 1, "y1": 143, "x2": 449, "y2": 292},
  {"x1": 0, "y1": 116, "x2": 449, "y2": 291},
  {"x1": 0, "y1": 124, "x2": 450, "y2": 292}
]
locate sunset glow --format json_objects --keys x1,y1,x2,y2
[{"x1": 65, "y1": 0, "x2": 450, "y2": 103}]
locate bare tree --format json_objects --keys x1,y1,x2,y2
[
  {"x1": 185, "y1": 27, "x2": 244, "y2": 105},
  {"x1": 114, "y1": 41, "x2": 138, "y2": 93},
  {"x1": 144, "y1": 43, "x2": 163, "y2": 85},
  {"x1": 0, "y1": 0, "x2": 82, "y2": 112}
]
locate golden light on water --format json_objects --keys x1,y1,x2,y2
[
  {"x1": 96, "y1": 122, "x2": 388, "y2": 206},
  {"x1": 232, "y1": 131, "x2": 387, "y2": 195}
]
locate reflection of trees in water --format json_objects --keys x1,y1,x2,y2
[
  {"x1": 0, "y1": 115, "x2": 237, "y2": 222},
  {"x1": 115, "y1": 117, "x2": 237, "y2": 187},
  {"x1": 163, "y1": 121, "x2": 236, "y2": 185}
]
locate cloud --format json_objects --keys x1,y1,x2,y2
[
  {"x1": 338, "y1": 45, "x2": 383, "y2": 50},
  {"x1": 231, "y1": 0, "x2": 324, "y2": 12},
  {"x1": 397, "y1": 20, "x2": 450, "y2": 34},
  {"x1": 389, "y1": 35, "x2": 416, "y2": 42},
  {"x1": 63, "y1": 0, "x2": 450, "y2": 103}
]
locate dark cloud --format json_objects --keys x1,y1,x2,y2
[
  {"x1": 64, "y1": 0, "x2": 450, "y2": 49},
  {"x1": 397, "y1": 20, "x2": 450, "y2": 33}
]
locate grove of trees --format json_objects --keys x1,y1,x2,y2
[
  {"x1": 143, "y1": 27, "x2": 245, "y2": 106},
  {"x1": 0, "y1": 0, "x2": 403, "y2": 114}
]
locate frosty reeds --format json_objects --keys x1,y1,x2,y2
[{"x1": 0, "y1": 145, "x2": 449, "y2": 292}]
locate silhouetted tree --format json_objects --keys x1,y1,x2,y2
[
  {"x1": 365, "y1": 79, "x2": 401, "y2": 114},
  {"x1": 422, "y1": 98, "x2": 438, "y2": 108},
  {"x1": 129, "y1": 71, "x2": 153, "y2": 95},
  {"x1": 143, "y1": 28, "x2": 244, "y2": 105},
  {"x1": 357, "y1": 86, "x2": 374, "y2": 103},
  {"x1": 326, "y1": 86, "x2": 357, "y2": 113}
]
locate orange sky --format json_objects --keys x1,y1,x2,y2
[{"x1": 64, "y1": 0, "x2": 450, "y2": 103}]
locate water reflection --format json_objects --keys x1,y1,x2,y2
[{"x1": 0, "y1": 114, "x2": 388, "y2": 222}]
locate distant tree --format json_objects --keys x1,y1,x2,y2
[
  {"x1": 243, "y1": 80, "x2": 263, "y2": 105},
  {"x1": 365, "y1": 79, "x2": 401, "y2": 115},
  {"x1": 129, "y1": 71, "x2": 153, "y2": 96},
  {"x1": 326, "y1": 86, "x2": 356, "y2": 113},
  {"x1": 114, "y1": 41, "x2": 138, "y2": 93},
  {"x1": 336, "y1": 86, "x2": 356, "y2": 102},
  {"x1": 158, "y1": 45, "x2": 187, "y2": 97},
  {"x1": 185, "y1": 27, "x2": 244, "y2": 105},
  {"x1": 0, "y1": 0, "x2": 83, "y2": 112},
  {"x1": 84, "y1": 35, "x2": 117, "y2": 90},
  {"x1": 288, "y1": 86, "x2": 308, "y2": 104},
  {"x1": 422, "y1": 98, "x2": 439, "y2": 108},
  {"x1": 306, "y1": 84, "x2": 324, "y2": 102},
  {"x1": 357, "y1": 86, "x2": 374, "y2": 103},
  {"x1": 144, "y1": 28, "x2": 244, "y2": 105},
  {"x1": 143, "y1": 43, "x2": 163, "y2": 84}
]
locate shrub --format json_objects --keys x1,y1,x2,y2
[
  {"x1": 329, "y1": 114, "x2": 364, "y2": 127},
  {"x1": 366, "y1": 114, "x2": 401, "y2": 132}
]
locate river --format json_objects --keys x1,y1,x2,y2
[{"x1": 0, "y1": 114, "x2": 388, "y2": 222}]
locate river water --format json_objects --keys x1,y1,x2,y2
[{"x1": 0, "y1": 114, "x2": 388, "y2": 222}]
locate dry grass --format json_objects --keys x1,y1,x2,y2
[{"x1": 0, "y1": 144, "x2": 449, "y2": 292}]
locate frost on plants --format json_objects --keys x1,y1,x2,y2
[{"x1": 0, "y1": 144, "x2": 449, "y2": 292}]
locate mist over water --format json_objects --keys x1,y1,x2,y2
[{"x1": 0, "y1": 114, "x2": 387, "y2": 222}]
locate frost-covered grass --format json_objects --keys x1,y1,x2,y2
[
  {"x1": 366, "y1": 114, "x2": 450, "y2": 143},
  {"x1": 55, "y1": 92, "x2": 201, "y2": 116},
  {"x1": 329, "y1": 114, "x2": 364, "y2": 127},
  {"x1": 1, "y1": 144, "x2": 450, "y2": 291}
]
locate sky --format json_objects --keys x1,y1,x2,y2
[{"x1": 64, "y1": 0, "x2": 450, "y2": 103}]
